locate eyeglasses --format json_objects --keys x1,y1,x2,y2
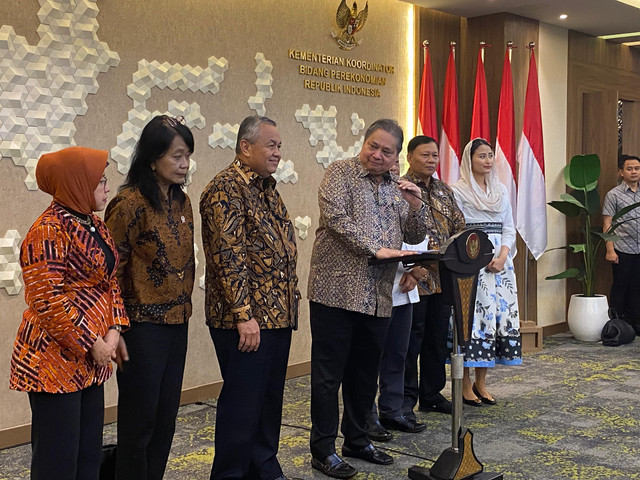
[{"x1": 163, "y1": 115, "x2": 186, "y2": 128}]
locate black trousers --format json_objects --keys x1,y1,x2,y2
[
  {"x1": 309, "y1": 301, "x2": 391, "y2": 460},
  {"x1": 610, "y1": 250, "x2": 640, "y2": 327},
  {"x1": 29, "y1": 383, "x2": 104, "y2": 480},
  {"x1": 403, "y1": 293, "x2": 451, "y2": 413},
  {"x1": 209, "y1": 327, "x2": 292, "y2": 480},
  {"x1": 116, "y1": 322, "x2": 188, "y2": 480},
  {"x1": 377, "y1": 303, "x2": 413, "y2": 419}
]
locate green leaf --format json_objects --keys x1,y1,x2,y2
[
  {"x1": 569, "y1": 244, "x2": 586, "y2": 253},
  {"x1": 546, "y1": 268, "x2": 581, "y2": 280},
  {"x1": 610, "y1": 201, "x2": 640, "y2": 223},
  {"x1": 593, "y1": 231, "x2": 620, "y2": 242},
  {"x1": 568, "y1": 154, "x2": 600, "y2": 189},
  {"x1": 548, "y1": 200, "x2": 581, "y2": 217},
  {"x1": 571, "y1": 189, "x2": 600, "y2": 215},
  {"x1": 560, "y1": 193, "x2": 586, "y2": 208}
]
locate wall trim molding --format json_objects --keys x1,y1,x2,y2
[{"x1": 0, "y1": 361, "x2": 311, "y2": 450}]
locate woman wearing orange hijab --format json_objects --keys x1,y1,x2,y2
[{"x1": 10, "y1": 146, "x2": 129, "y2": 480}]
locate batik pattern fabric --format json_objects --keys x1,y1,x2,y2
[
  {"x1": 10, "y1": 202, "x2": 129, "y2": 393},
  {"x1": 200, "y1": 157, "x2": 299, "y2": 330},
  {"x1": 452, "y1": 183, "x2": 521, "y2": 367},
  {"x1": 307, "y1": 157, "x2": 428, "y2": 318},
  {"x1": 464, "y1": 223, "x2": 522, "y2": 366},
  {"x1": 105, "y1": 187, "x2": 195, "y2": 325},
  {"x1": 402, "y1": 171, "x2": 466, "y2": 295}
]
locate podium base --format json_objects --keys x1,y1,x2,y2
[
  {"x1": 407, "y1": 428, "x2": 503, "y2": 480},
  {"x1": 408, "y1": 466, "x2": 503, "y2": 480}
]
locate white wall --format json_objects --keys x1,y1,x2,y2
[{"x1": 537, "y1": 22, "x2": 569, "y2": 327}]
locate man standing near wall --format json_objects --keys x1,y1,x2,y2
[
  {"x1": 402, "y1": 135, "x2": 466, "y2": 421},
  {"x1": 308, "y1": 119, "x2": 428, "y2": 479},
  {"x1": 200, "y1": 115, "x2": 300, "y2": 480},
  {"x1": 603, "y1": 154, "x2": 640, "y2": 335}
]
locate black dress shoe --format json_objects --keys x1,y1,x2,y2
[
  {"x1": 342, "y1": 443, "x2": 394, "y2": 465},
  {"x1": 473, "y1": 383, "x2": 497, "y2": 405},
  {"x1": 311, "y1": 453, "x2": 357, "y2": 478},
  {"x1": 379, "y1": 415, "x2": 426, "y2": 433},
  {"x1": 367, "y1": 419, "x2": 393, "y2": 442},
  {"x1": 419, "y1": 395, "x2": 453, "y2": 414}
]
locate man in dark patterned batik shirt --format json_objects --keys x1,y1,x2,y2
[
  {"x1": 200, "y1": 115, "x2": 300, "y2": 480},
  {"x1": 307, "y1": 119, "x2": 428, "y2": 479}
]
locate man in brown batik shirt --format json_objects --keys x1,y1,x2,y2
[
  {"x1": 200, "y1": 115, "x2": 299, "y2": 480},
  {"x1": 307, "y1": 119, "x2": 428, "y2": 479}
]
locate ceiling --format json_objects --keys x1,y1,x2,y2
[{"x1": 399, "y1": 0, "x2": 640, "y2": 44}]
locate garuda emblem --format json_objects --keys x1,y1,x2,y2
[{"x1": 331, "y1": 0, "x2": 369, "y2": 51}]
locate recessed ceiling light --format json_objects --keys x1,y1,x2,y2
[
  {"x1": 600, "y1": 31, "x2": 640, "y2": 39},
  {"x1": 559, "y1": 13, "x2": 568, "y2": 19}
]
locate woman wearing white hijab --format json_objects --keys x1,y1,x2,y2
[{"x1": 451, "y1": 138, "x2": 522, "y2": 407}]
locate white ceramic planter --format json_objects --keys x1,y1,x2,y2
[{"x1": 567, "y1": 294, "x2": 609, "y2": 342}]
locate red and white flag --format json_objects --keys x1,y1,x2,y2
[
  {"x1": 495, "y1": 44, "x2": 517, "y2": 226},
  {"x1": 418, "y1": 41, "x2": 438, "y2": 140},
  {"x1": 516, "y1": 46, "x2": 547, "y2": 260},
  {"x1": 438, "y1": 43, "x2": 460, "y2": 184},
  {"x1": 470, "y1": 44, "x2": 490, "y2": 142}
]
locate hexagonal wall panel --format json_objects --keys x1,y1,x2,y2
[
  {"x1": 0, "y1": 1, "x2": 119, "y2": 191},
  {"x1": 294, "y1": 104, "x2": 364, "y2": 168},
  {"x1": 0, "y1": 229, "x2": 22, "y2": 295}
]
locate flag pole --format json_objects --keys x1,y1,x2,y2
[{"x1": 524, "y1": 41, "x2": 534, "y2": 324}]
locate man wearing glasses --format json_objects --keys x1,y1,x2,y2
[{"x1": 307, "y1": 119, "x2": 428, "y2": 479}]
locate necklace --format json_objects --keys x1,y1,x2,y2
[{"x1": 68, "y1": 211, "x2": 96, "y2": 232}]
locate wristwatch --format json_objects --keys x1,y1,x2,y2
[{"x1": 109, "y1": 325, "x2": 123, "y2": 332}]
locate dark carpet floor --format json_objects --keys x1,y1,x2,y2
[{"x1": 1, "y1": 333, "x2": 639, "y2": 480}]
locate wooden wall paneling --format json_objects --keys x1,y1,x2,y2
[
  {"x1": 569, "y1": 31, "x2": 640, "y2": 74},
  {"x1": 567, "y1": 31, "x2": 640, "y2": 309},
  {"x1": 415, "y1": 7, "x2": 462, "y2": 137},
  {"x1": 461, "y1": 14, "x2": 507, "y2": 145},
  {"x1": 581, "y1": 90, "x2": 619, "y2": 297},
  {"x1": 622, "y1": 101, "x2": 640, "y2": 156}
]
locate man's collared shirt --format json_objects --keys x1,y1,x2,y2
[
  {"x1": 200, "y1": 157, "x2": 299, "y2": 329},
  {"x1": 308, "y1": 157, "x2": 428, "y2": 318},
  {"x1": 403, "y1": 170, "x2": 466, "y2": 295},
  {"x1": 603, "y1": 182, "x2": 640, "y2": 254}
]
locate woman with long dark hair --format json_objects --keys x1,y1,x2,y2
[{"x1": 105, "y1": 115, "x2": 195, "y2": 480}]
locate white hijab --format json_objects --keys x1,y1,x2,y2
[{"x1": 452, "y1": 138, "x2": 503, "y2": 213}]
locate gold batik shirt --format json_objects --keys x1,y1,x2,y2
[
  {"x1": 105, "y1": 187, "x2": 195, "y2": 325},
  {"x1": 308, "y1": 157, "x2": 428, "y2": 318},
  {"x1": 403, "y1": 170, "x2": 466, "y2": 295},
  {"x1": 200, "y1": 158, "x2": 299, "y2": 329}
]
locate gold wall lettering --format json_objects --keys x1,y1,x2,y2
[{"x1": 288, "y1": 48, "x2": 394, "y2": 98}]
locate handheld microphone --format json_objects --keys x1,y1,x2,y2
[{"x1": 382, "y1": 172, "x2": 455, "y2": 228}]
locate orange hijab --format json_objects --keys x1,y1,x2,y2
[{"x1": 36, "y1": 147, "x2": 108, "y2": 215}]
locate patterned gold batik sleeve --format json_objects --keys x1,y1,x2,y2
[{"x1": 207, "y1": 182, "x2": 252, "y2": 324}]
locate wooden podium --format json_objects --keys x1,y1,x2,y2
[{"x1": 371, "y1": 229, "x2": 503, "y2": 480}]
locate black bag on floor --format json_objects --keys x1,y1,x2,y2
[
  {"x1": 100, "y1": 444, "x2": 117, "y2": 480},
  {"x1": 601, "y1": 308, "x2": 636, "y2": 346}
]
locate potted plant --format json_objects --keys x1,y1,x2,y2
[{"x1": 546, "y1": 153, "x2": 640, "y2": 341}]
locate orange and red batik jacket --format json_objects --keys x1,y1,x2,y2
[{"x1": 10, "y1": 202, "x2": 129, "y2": 393}]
